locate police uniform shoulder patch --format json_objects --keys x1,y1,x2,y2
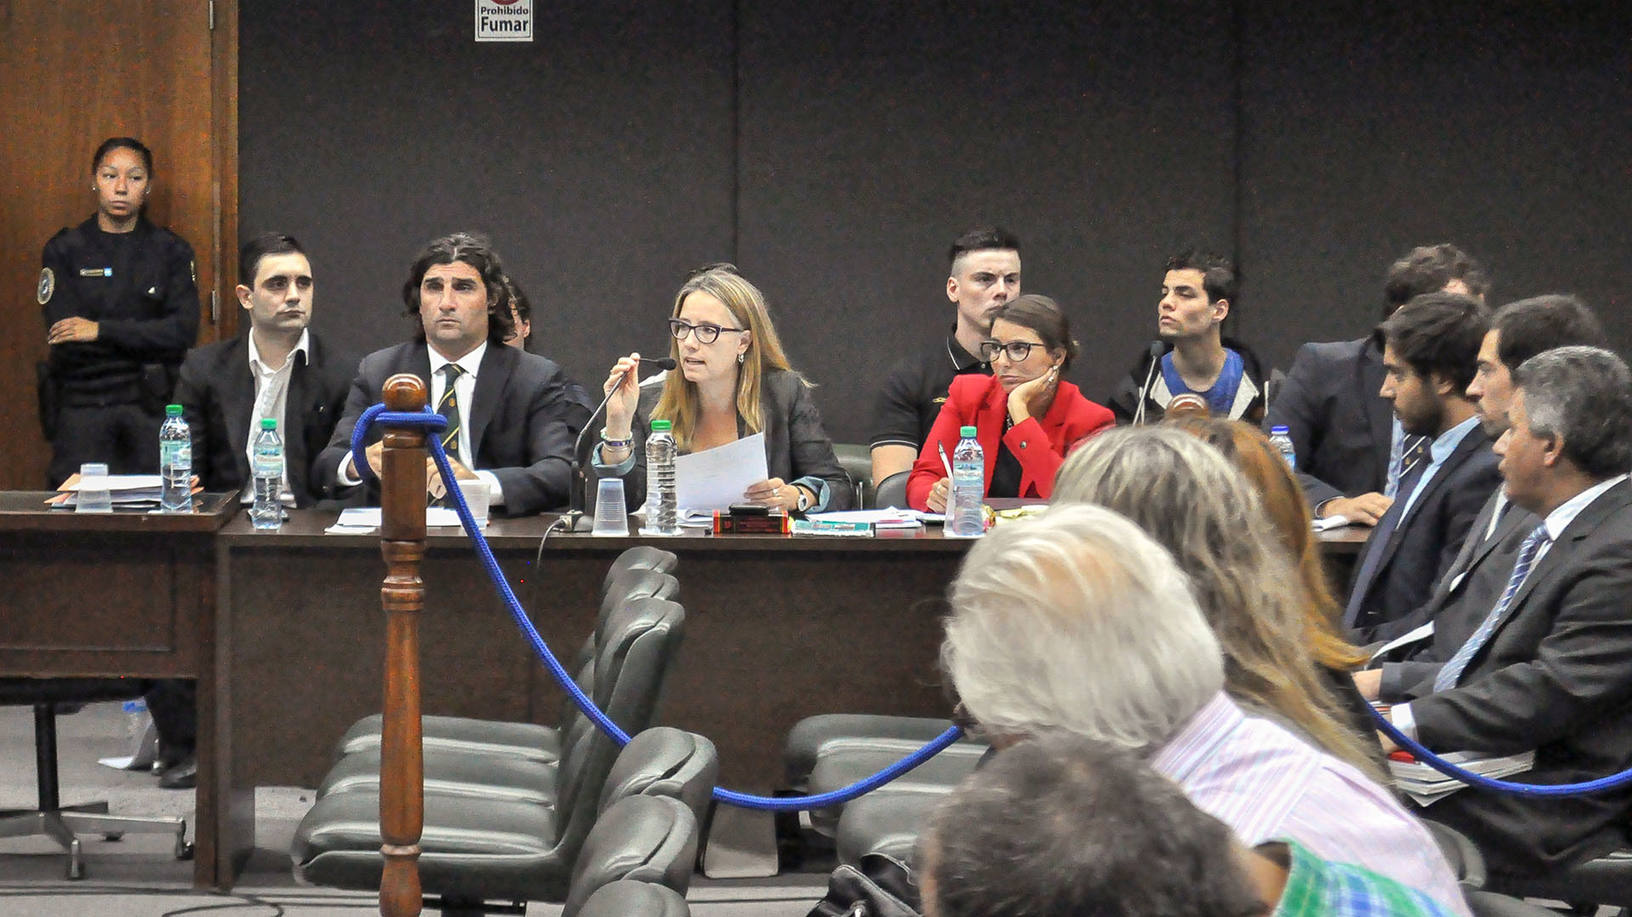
[{"x1": 36, "y1": 267, "x2": 54, "y2": 305}]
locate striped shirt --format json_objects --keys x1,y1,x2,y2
[
  {"x1": 1274, "y1": 839, "x2": 1459, "y2": 916},
  {"x1": 1152, "y1": 694, "x2": 1469, "y2": 917}
]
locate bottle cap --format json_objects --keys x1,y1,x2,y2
[
  {"x1": 651, "y1": 419, "x2": 673, "y2": 432},
  {"x1": 1271, "y1": 425, "x2": 1290, "y2": 435},
  {"x1": 261, "y1": 418, "x2": 277, "y2": 430},
  {"x1": 166, "y1": 404, "x2": 183, "y2": 416},
  {"x1": 959, "y1": 425, "x2": 977, "y2": 438}
]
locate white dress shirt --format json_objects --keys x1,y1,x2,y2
[{"x1": 244, "y1": 328, "x2": 310, "y2": 505}]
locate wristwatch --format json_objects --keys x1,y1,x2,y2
[{"x1": 796, "y1": 488, "x2": 812, "y2": 512}]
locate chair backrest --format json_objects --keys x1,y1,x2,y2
[
  {"x1": 834, "y1": 442, "x2": 872, "y2": 508},
  {"x1": 550, "y1": 596, "x2": 686, "y2": 861},
  {"x1": 563, "y1": 570, "x2": 681, "y2": 728},
  {"x1": 561, "y1": 796, "x2": 698, "y2": 917},
  {"x1": 873, "y1": 470, "x2": 909, "y2": 510},
  {"x1": 602, "y1": 546, "x2": 678, "y2": 595},
  {"x1": 572, "y1": 880, "x2": 690, "y2": 917},
  {"x1": 597, "y1": 727, "x2": 719, "y2": 830}
]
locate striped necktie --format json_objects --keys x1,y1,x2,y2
[
  {"x1": 1433, "y1": 524, "x2": 1550, "y2": 693},
  {"x1": 1386, "y1": 433, "x2": 1431, "y2": 498},
  {"x1": 436, "y1": 363, "x2": 464, "y2": 462}
]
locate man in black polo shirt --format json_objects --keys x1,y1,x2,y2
[{"x1": 868, "y1": 227, "x2": 1018, "y2": 486}]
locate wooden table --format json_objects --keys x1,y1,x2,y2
[
  {"x1": 218, "y1": 513, "x2": 970, "y2": 795},
  {"x1": 0, "y1": 492, "x2": 250, "y2": 890}
]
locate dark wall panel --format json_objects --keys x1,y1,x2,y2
[
  {"x1": 239, "y1": 0, "x2": 736, "y2": 390},
  {"x1": 1238, "y1": 0, "x2": 1632, "y2": 372},
  {"x1": 736, "y1": 1, "x2": 1237, "y2": 442}
]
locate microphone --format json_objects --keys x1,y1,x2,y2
[
  {"x1": 564, "y1": 356, "x2": 677, "y2": 532},
  {"x1": 1132, "y1": 340, "x2": 1165, "y2": 425}
]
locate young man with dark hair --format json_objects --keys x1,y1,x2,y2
[
  {"x1": 315, "y1": 232, "x2": 593, "y2": 514},
  {"x1": 867, "y1": 227, "x2": 1019, "y2": 485},
  {"x1": 920, "y1": 734, "x2": 1461, "y2": 917},
  {"x1": 1343, "y1": 292, "x2": 1500, "y2": 642},
  {"x1": 1267, "y1": 243, "x2": 1489, "y2": 525},
  {"x1": 1109, "y1": 250, "x2": 1268, "y2": 425}
]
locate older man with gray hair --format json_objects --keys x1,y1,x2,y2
[
  {"x1": 943, "y1": 504, "x2": 1468, "y2": 913},
  {"x1": 1379, "y1": 346, "x2": 1632, "y2": 879}
]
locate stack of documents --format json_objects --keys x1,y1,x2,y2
[
  {"x1": 1390, "y1": 750, "x2": 1535, "y2": 806},
  {"x1": 795, "y1": 508, "x2": 938, "y2": 536},
  {"x1": 46, "y1": 473, "x2": 200, "y2": 510}
]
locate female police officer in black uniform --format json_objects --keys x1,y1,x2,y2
[{"x1": 38, "y1": 136, "x2": 200, "y2": 486}]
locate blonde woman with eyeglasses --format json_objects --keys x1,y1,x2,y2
[{"x1": 590, "y1": 264, "x2": 851, "y2": 514}]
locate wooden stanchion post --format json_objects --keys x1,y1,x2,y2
[{"x1": 377, "y1": 375, "x2": 427, "y2": 917}]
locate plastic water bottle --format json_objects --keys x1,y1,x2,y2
[
  {"x1": 159, "y1": 404, "x2": 193, "y2": 512},
  {"x1": 1269, "y1": 424, "x2": 1297, "y2": 471},
  {"x1": 948, "y1": 425, "x2": 985, "y2": 537},
  {"x1": 645, "y1": 419, "x2": 680, "y2": 536},
  {"x1": 250, "y1": 418, "x2": 284, "y2": 530},
  {"x1": 122, "y1": 698, "x2": 148, "y2": 746}
]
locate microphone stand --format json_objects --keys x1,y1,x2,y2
[{"x1": 561, "y1": 357, "x2": 675, "y2": 533}]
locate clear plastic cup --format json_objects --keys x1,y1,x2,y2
[
  {"x1": 76, "y1": 463, "x2": 113, "y2": 513},
  {"x1": 592, "y1": 478, "x2": 630, "y2": 536}
]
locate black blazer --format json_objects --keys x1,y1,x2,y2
[
  {"x1": 172, "y1": 331, "x2": 354, "y2": 507},
  {"x1": 1265, "y1": 338, "x2": 1394, "y2": 508},
  {"x1": 1343, "y1": 425, "x2": 1502, "y2": 642},
  {"x1": 314, "y1": 341, "x2": 593, "y2": 516},
  {"x1": 587, "y1": 368, "x2": 853, "y2": 513},
  {"x1": 1410, "y1": 480, "x2": 1632, "y2": 876}
]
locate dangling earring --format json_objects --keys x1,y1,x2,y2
[{"x1": 737, "y1": 353, "x2": 745, "y2": 364}]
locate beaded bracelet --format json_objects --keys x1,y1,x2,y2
[{"x1": 600, "y1": 429, "x2": 633, "y2": 449}]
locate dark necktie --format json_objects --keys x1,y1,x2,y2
[
  {"x1": 437, "y1": 363, "x2": 464, "y2": 462},
  {"x1": 1343, "y1": 451, "x2": 1431, "y2": 627},
  {"x1": 1433, "y1": 524, "x2": 1550, "y2": 692}
]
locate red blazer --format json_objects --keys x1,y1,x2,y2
[{"x1": 907, "y1": 374, "x2": 1114, "y2": 510}]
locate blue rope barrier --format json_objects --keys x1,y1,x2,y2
[
  {"x1": 352, "y1": 405, "x2": 966, "y2": 811},
  {"x1": 1366, "y1": 699, "x2": 1632, "y2": 797}
]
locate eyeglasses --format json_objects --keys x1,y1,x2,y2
[
  {"x1": 669, "y1": 318, "x2": 747, "y2": 344},
  {"x1": 978, "y1": 340, "x2": 1045, "y2": 363}
]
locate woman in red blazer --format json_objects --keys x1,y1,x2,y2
[{"x1": 908, "y1": 294, "x2": 1114, "y2": 511}]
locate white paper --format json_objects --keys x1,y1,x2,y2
[
  {"x1": 66, "y1": 474, "x2": 162, "y2": 492},
  {"x1": 674, "y1": 433, "x2": 769, "y2": 513},
  {"x1": 326, "y1": 506, "x2": 482, "y2": 533},
  {"x1": 808, "y1": 509, "x2": 931, "y2": 525},
  {"x1": 1368, "y1": 621, "x2": 1435, "y2": 662},
  {"x1": 1312, "y1": 514, "x2": 1352, "y2": 532}
]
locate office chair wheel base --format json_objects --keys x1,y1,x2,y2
[{"x1": 66, "y1": 839, "x2": 84, "y2": 880}]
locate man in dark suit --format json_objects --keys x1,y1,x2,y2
[
  {"x1": 314, "y1": 232, "x2": 593, "y2": 515},
  {"x1": 1377, "y1": 346, "x2": 1632, "y2": 878},
  {"x1": 174, "y1": 233, "x2": 352, "y2": 506},
  {"x1": 1267, "y1": 244, "x2": 1489, "y2": 526},
  {"x1": 1343, "y1": 293, "x2": 1500, "y2": 642},
  {"x1": 1354, "y1": 294, "x2": 1608, "y2": 649}
]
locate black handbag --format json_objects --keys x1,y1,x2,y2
[{"x1": 806, "y1": 853, "x2": 922, "y2": 917}]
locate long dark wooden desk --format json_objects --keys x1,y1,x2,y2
[
  {"x1": 218, "y1": 513, "x2": 1372, "y2": 794},
  {"x1": 0, "y1": 492, "x2": 250, "y2": 890}
]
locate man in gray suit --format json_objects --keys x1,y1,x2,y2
[
  {"x1": 315, "y1": 232, "x2": 593, "y2": 515},
  {"x1": 1267, "y1": 244, "x2": 1488, "y2": 525},
  {"x1": 1376, "y1": 347, "x2": 1632, "y2": 878}
]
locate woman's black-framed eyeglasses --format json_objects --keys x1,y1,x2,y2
[
  {"x1": 669, "y1": 318, "x2": 747, "y2": 344},
  {"x1": 978, "y1": 340, "x2": 1044, "y2": 363}
]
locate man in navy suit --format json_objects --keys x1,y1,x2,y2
[
  {"x1": 1343, "y1": 292, "x2": 1500, "y2": 642},
  {"x1": 174, "y1": 233, "x2": 353, "y2": 506},
  {"x1": 1378, "y1": 347, "x2": 1632, "y2": 878},
  {"x1": 1267, "y1": 244, "x2": 1488, "y2": 526},
  {"x1": 314, "y1": 233, "x2": 593, "y2": 515}
]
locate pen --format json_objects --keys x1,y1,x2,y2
[{"x1": 938, "y1": 441, "x2": 954, "y2": 481}]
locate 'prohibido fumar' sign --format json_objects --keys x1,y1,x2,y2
[{"x1": 476, "y1": 0, "x2": 532, "y2": 42}]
